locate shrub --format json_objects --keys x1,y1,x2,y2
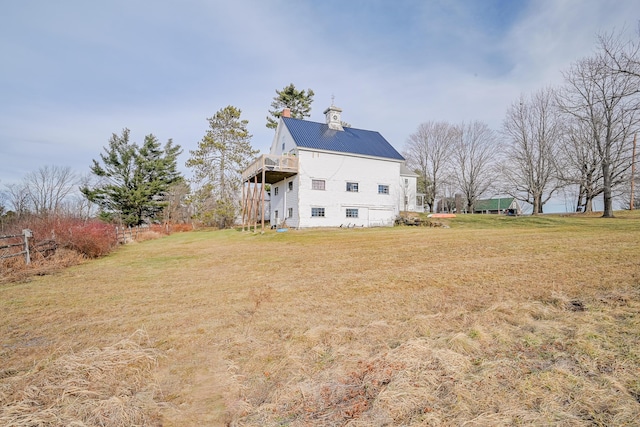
[
  {"x1": 0, "y1": 216, "x2": 116, "y2": 283},
  {"x1": 12, "y1": 217, "x2": 118, "y2": 259},
  {"x1": 168, "y1": 223, "x2": 193, "y2": 233},
  {"x1": 61, "y1": 220, "x2": 118, "y2": 258}
]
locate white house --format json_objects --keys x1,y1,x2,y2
[{"x1": 241, "y1": 105, "x2": 421, "y2": 229}]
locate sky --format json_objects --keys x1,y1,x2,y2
[{"x1": 1, "y1": 0, "x2": 639, "y2": 211}]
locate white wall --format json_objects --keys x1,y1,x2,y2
[
  {"x1": 269, "y1": 122, "x2": 299, "y2": 227},
  {"x1": 270, "y1": 176, "x2": 299, "y2": 228},
  {"x1": 270, "y1": 120, "x2": 297, "y2": 156},
  {"x1": 296, "y1": 149, "x2": 401, "y2": 227},
  {"x1": 399, "y1": 174, "x2": 418, "y2": 212}
]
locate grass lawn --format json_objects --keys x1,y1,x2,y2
[{"x1": 1, "y1": 211, "x2": 640, "y2": 426}]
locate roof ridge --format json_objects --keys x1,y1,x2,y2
[{"x1": 282, "y1": 116, "x2": 376, "y2": 134}]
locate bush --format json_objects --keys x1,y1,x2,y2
[
  {"x1": 12, "y1": 217, "x2": 118, "y2": 259},
  {"x1": 61, "y1": 220, "x2": 118, "y2": 258},
  {"x1": 167, "y1": 223, "x2": 193, "y2": 233}
]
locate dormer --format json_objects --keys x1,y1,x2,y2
[{"x1": 323, "y1": 105, "x2": 344, "y2": 131}]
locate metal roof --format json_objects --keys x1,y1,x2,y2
[
  {"x1": 474, "y1": 198, "x2": 515, "y2": 211},
  {"x1": 283, "y1": 117, "x2": 405, "y2": 161}
]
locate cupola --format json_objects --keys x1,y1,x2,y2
[{"x1": 323, "y1": 105, "x2": 344, "y2": 131}]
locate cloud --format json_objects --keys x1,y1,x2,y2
[{"x1": 1, "y1": 0, "x2": 638, "y2": 192}]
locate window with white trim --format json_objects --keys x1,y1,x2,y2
[
  {"x1": 312, "y1": 179, "x2": 325, "y2": 190},
  {"x1": 288, "y1": 181, "x2": 293, "y2": 191},
  {"x1": 346, "y1": 208, "x2": 359, "y2": 218},
  {"x1": 346, "y1": 182, "x2": 359, "y2": 192},
  {"x1": 274, "y1": 186, "x2": 279, "y2": 196},
  {"x1": 311, "y1": 207, "x2": 325, "y2": 217},
  {"x1": 287, "y1": 207, "x2": 293, "y2": 218},
  {"x1": 378, "y1": 184, "x2": 389, "y2": 194}
]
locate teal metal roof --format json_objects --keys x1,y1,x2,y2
[{"x1": 474, "y1": 198, "x2": 514, "y2": 211}]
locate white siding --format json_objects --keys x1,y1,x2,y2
[
  {"x1": 270, "y1": 176, "x2": 300, "y2": 228},
  {"x1": 270, "y1": 121, "x2": 297, "y2": 156},
  {"x1": 296, "y1": 149, "x2": 401, "y2": 227},
  {"x1": 399, "y1": 174, "x2": 418, "y2": 212}
]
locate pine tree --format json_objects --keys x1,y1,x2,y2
[
  {"x1": 81, "y1": 128, "x2": 183, "y2": 226},
  {"x1": 266, "y1": 83, "x2": 315, "y2": 129},
  {"x1": 186, "y1": 106, "x2": 259, "y2": 228}
]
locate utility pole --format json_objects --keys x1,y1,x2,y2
[{"x1": 632, "y1": 133, "x2": 637, "y2": 210}]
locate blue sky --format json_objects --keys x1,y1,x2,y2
[{"x1": 1, "y1": 0, "x2": 638, "y2": 210}]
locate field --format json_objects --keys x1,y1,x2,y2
[{"x1": 1, "y1": 212, "x2": 639, "y2": 426}]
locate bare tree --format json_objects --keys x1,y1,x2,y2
[
  {"x1": 559, "y1": 39, "x2": 639, "y2": 217},
  {"x1": 4, "y1": 182, "x2": 30, "y2": 218},
  {"x1": 403, "y1": 121, "x2": 456, "y2": 212},
  {"x1": 599, "y1": 30, "x2": 640, "y2": 80},
  {"x1": 618, "y1": 174, "x2": 640, "y2": 209},
  {"x1": 68, "y1": 173, "x2": 99, "y2": 219},
  {"x1": 554, "y1": 116, "x2": 604, "y2": 212},
  {"x1": 452, "y1": 121, "x2": 500, "y2": 212},
  {"x1": 162, "y1": 181, "x2": 191, "y2": 224},
  {"x1": 23, "y1": 165, "x2": 78, "y2": 217},
  {"x1": 0, "y1": 182, "x2": 5, "y2": 215},
  {"x1": 501, "y1": 88, "x2": 563, "y2": 215}
]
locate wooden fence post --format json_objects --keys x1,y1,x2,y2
[{"x1": 23, "y1": 229, "x2": 32, "y2": 265}]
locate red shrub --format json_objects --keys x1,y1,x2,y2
[
  {"x1": 148, "y1": 223, "x2": 193, "y2": 234},
  {"x1": 169, "y1": 223, "x2": 193, "y2": 233},
  {"x1": 149, "y1": 224, "x2": 169, "y2": 235},
  {"x1": 62, "y1": 220, "x2": 117, "y2": 258},
  {"x1": 19, "y1": 217, "x2": 117, "y2": 259}
]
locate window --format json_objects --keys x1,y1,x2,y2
[
  {"x1": 282, "y1": 143, "x2": 285, "y2": 151},
  {"x1": 312, "y1": 179, "x2": 325, "y2": 190},
  {"x1": 311, "y1": 207, "x2": 325, "y2": 217},
  {"x1": 287, "y1": 207, "x2": 293, "y2": 218},
  {"x1": 288, "y1": 181, "x2": 293, "y2": 191},
  {"x1": 346, "y1": 182, "x2": 359, "y2": 192},
  {"x1": 346, "y1": 208, "x2": 359, "y2": 218},
  {"x1": 378, "y1": 184, "x2": 389, "y2": 194},
  {"x1": 274, "y1": 210, "x2": 279, "y2": 220},
  {"x1": 274, "y1": 186, "x2": 279, "y2": 196}
]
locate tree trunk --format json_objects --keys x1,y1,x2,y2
[
  {"x1": 602, "y1": 161, "x2": 614, "y2": 218},
  {"x1": 532, "y1": 193, "x2": 544, "y2": 215},
  {"x1": 576, "y1": 183, "x2": 584, "y2": 212}
]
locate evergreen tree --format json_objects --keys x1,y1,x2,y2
[
  {"x1": 266, "y1": 83, "x2": 315, "y2": 129},
  {"x1": 81, "y1": 128, "x2": 183, "y2": 226},
  {"x1": 187, "y1": 106, "x2": 258, "y2": 228}
]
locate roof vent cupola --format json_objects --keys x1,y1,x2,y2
[{"x1": 323, "y1": 104, "x2": 344, "y2": 131}]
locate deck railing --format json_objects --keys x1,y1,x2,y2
[{"x1": 242, "y1": 154, "x2": 299, "y2": 182}]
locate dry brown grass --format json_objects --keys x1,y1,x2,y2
[
  {"x1": 1, "y1": 212, "x2": 640, "y2": 426},
  {"x1": 0, "y1": 248, "x2": 86, "y2": 285},
  {"x1": 0, "y1": 331, "x2": 161, "y2": 426}
]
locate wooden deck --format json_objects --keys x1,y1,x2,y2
[
  {"x1": 242, "y1": 154, "x2": 298, "y2": 184},
  {"x1": 241, "y1": 154, "x2": 299, "y2": 232}
]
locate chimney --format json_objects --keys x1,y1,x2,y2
[{"x1": 282, "y1": 108, "x2": 291, "y2": 118}]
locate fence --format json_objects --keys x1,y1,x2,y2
[
  {"x1": 0, "y1": 229, "x2": 32, "y2": 264},
  {"x1": 114, "y1": 225, "x2": 166, "y2": 244}
]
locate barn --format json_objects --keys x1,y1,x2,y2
[{"x1": 241, "y1": 105, "x2": 421, "y2": 229}]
